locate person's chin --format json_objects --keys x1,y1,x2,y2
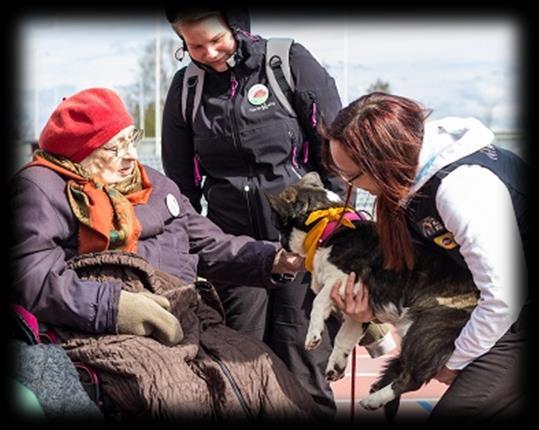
[{"x1": 210, "y1": 62, "x2": 227, "y2": 72}]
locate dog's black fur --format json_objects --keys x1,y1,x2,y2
[{"x1": 268, "y1": 172, "x2": 478, "y2": 417}]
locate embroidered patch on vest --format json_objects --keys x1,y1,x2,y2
[
  {"x1": 418, "y1": 216, "x2": 445, "y2": 238},
  {"x1": 433, "y1": 232, "x2": 459, "y2": 250}
]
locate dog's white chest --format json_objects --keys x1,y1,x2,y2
[{"x1": 312, "y1": 247, "x2": 343, "y2": 294}]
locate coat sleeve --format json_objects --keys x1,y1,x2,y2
[
  {"x1": 289, "y1": 42, "x2": 350, "y2": 200},
  {"x1": 176, "y1": 192, "x2": 279, "y2": 288},
  {"x1": 161, "y1": 67, "x2": 204, "y2": 213},
  {"x1": 9, "y1": 175, "x2": 122, "y2": 334}
]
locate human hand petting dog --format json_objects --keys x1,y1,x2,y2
[
  {"x1": 330, "y1": 272, "x2": 375, "y2": 322},
  {"x1": 117, "y1": 290, "x2": 183, "y2": 346},
  {"x1": 271, "y1": 248, "x2": 305, "y2": 274}
]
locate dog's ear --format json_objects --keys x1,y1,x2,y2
[
  {"x1": 300, "y1": 172, "x2": 324, "y2": 189},
  {"x1": 265, "y1": 189, "x2": 297, "y2": 218},
  {"x1": 282, "y1": 187, "x2": 298, "y2": 204},
  {"x1": 267, "y1": 192, "x2": 291, "y2": 231}
]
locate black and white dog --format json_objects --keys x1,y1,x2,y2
[{"x1": 267, "y1": 172, "x2": 478, "y2": 413}]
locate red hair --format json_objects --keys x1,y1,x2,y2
[{"x1": 320, "y1": 92, "x2": 429, "y2": 271}]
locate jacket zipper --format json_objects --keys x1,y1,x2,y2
[
  {"x1": 229, "y1": 71, "x2": 261, "y2": 239},
  {"x1": 202, "y1": 345, "x2": 254, "y2": 422},
  {"x1": 228, "y1": 71, "x2": 243, "y2": 161},
  {"x1": 289, "y1": 160, "x2": 302, "y2": 179},
  {"x1": 243, "y1": 182, "x2": 264, "y2": 239}
]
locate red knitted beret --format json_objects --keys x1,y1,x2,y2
[{"x1": 39, "y1": 87, "x2": 134, "y2": 163}]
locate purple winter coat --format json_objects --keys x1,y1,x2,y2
[{"x1": 9, "y1": 164, "x2": 278, "y2": 334}]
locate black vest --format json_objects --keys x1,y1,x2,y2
[{"x1": 406, "y1": 144, "x2": 530, "y2": 270}]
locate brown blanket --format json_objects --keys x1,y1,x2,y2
[{"x1": 61, "y1": 251, "x2": 322, "y2": 423}]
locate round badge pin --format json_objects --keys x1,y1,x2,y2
[
  {"x1": 247, "y1": 84, "x2": 269, "y2": 106},
  {"x1": 165, "y1": 193, "x2": 180, "y2": 217}
]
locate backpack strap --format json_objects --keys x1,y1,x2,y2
[
  {"x1": 181, "y1": 61, "x2": 206, "y2": 128},
  {"x1": 181, "y1": 38, "x2": 296, "y2": 126},
  {"x1": 266, "y1": 38, "x2": 297, "y2": 117}
]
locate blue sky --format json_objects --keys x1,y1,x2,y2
[{"x1": 18, "y1": 13, "x2": 521, "y2": 139}]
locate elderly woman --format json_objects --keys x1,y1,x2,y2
[{"x1": 9, "y1": 87, "x2": 321, "y2": 422}]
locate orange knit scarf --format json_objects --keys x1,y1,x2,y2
[{"x1": 29, "y1": 152, "x2": 152, "y2": 254}]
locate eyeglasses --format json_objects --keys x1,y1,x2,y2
[
  {"x1": 102, "y1": 128, "x2": 144, "y2": 159},
  {"x1": 340, "y1": 170, "x2": 363, "y2": 186}
]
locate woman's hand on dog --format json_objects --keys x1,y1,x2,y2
[
  {"x1": 330, "y1": 272, "x2": 375, "y2": 322},
  {"x1": 434, "y1": 366, "x2": 460, "y2": 385},
  {"x1": 272, "y1": 248, "x2": 305, "y2": 274}
]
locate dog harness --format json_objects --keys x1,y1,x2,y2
[{"x1": 303, "y1": 207, "x2": 364, "y2": 272}]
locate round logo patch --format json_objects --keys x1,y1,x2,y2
[
  {"x1": 247, "y1": 84, "x2": 269, "y2": 106},
  {"x1": 165, "y1": 193, "x2": 180, "y2": 217}
]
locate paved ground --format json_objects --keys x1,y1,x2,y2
[{"x1": 330, "y1": 334, "x2": 448, "y2": 424}]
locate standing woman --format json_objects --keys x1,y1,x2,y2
[
  {"x1": 161, "y1": 7, "x2": 394, "y2": 418},
  {"x1": 324, "y1": 92, "x2": 530, "y2": 422}
]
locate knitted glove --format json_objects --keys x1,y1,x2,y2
[{"x1": 117, "y1": 291, "x2": 183, "y2": 346}]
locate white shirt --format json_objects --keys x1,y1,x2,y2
[{"x1": 408, "y1": 117, "x2": 527, "y2": 370}]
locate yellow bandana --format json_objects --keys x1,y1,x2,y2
[{"x1": 303, "y1": 207, "x2": 357, "y2": 272}]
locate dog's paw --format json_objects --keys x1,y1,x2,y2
[
  {"x1": 325, "y1": 352, "x2": 349, "y2": 381},
  {"x1": 359, "y1": 385, "x2": 394, "y2": 411},
  {"x1": 325, "y1": 366, "x2": 346, "y2": 382},
  {"x1": 369, "y1": 381, "x2": 383, "y2": 394},
  {"x1": 359, "y1": 395, "x2": 384, "y2": 411},
  {"x1": 304, "y1": 333, "x2": 322, "y2": 350}
]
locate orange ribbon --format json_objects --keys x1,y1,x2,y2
[{"x1": 303, "y1": 207, "x2": 357, "y2": 272}]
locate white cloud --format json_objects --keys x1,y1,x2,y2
[
  {"x1": 19, "y1": 16, "x2": 176, "y2": 90},
  {"x1": 251, "y1": 15, "x2": 519, "y2": 66}
]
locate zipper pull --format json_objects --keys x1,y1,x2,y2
[
  {"x1": 289, "y1": 129, "x2": 300, "y2": 168},
  {"x1": 302, "y1": 141, "x2": 310, "y2": 164},
  {"x1": 291, "y1": 146, "x2": 299, "y2": 169},
  {"x1": 193, "y1": 155, "x2": 202, "y2": 187},
  {"x1": 230, "y1": 72, "x2": 238, "y2": 99},
  {"x1": 311, "y1": 101, "x2": 318, "y2": 127}
]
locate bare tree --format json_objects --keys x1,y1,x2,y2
[
  {"x1": 366, "y1": 78, "x2": 391, "y2": 93},
  {"x1": 119, "y1": 36, "x2": 182, "y2": 137}
]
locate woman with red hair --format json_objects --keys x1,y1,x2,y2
[{"x1": 324, "y1": 92, "x2": 529, "y2": 422}]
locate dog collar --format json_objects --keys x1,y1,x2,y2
[{"x1": 303, "y1": 207, "x2": 363, "y2": 272}]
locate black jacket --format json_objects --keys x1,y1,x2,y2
[{"x1": 162, "y1": 31, "x2": 346, "y2": 241}]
